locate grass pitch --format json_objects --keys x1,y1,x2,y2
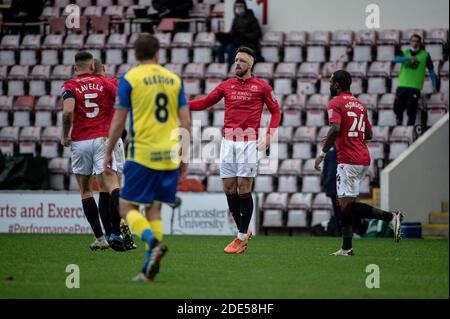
[{"x1": 0, "y1": 234, "x2": 448, "y2": 299}]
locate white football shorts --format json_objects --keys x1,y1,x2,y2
[
  {"x1": 336, "y1": 164, "x2": 369, "y2": 198},
  {"x1": 220, "y1": 138, "x2": 258, "y2": 178},
  {"x1": 71, "y1": 137, "x2": 124, "y2": 175}
]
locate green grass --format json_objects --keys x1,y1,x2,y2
[{"x1": 0, "y1": 234, "x2": 448, "y2": 299}]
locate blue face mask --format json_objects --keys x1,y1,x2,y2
[{"x1": 235, "y1": 7, "x2": 245, "y2": 15}]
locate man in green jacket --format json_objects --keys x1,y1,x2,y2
[{"x1": 393, "y1": 34, "x2": 438, "y2": 126}]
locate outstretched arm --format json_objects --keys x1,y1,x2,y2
[{"x1": 189, "y1": 84, "x2": 224, "y2": 111}]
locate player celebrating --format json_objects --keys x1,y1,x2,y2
[
  {"x1": 92, "y1": 58, "x2": 135, "y2": 251},
  {"x1": 61, "y1": 51, "x2": 126, "y2": 251},
  {"x1": 104, "y1": 34, "x2": 191, "y2": 281},
  {"x1": 314, "y1": 70, "x2": 404, "y2": 256},
  {"x1": 189, "y1": 47, "x2": 281, "y2": 254}
]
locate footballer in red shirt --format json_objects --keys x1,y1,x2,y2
[
  {"x1": 61, "y1": 51, "x2": 127, "y2": 251},
  {"x1": 189, "y1": 47, "x2": 281, "y2": 254},
  {"x1": 314, "y1": 70, "x2": 404, "y2": 256}
]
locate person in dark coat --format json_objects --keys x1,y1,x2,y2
[
  {"x1": 216, "y1": 0, "x2": 262, "y2": 66},
  {"x1": 321, "y1": 145, "x2": 341, "y2": 235}
]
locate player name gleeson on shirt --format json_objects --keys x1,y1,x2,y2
[
  {"x1": 143, "y1": 75, "x2": 174, "y2": 86},
  {"x1": 75, "y1": 83, "x2": 104, "y2": 94}
]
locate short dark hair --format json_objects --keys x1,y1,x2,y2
[
  {"x1": 410, "y1": 33, "x2": 422, "y2": 42},
  {"x1": 234, "y1": 0, "x2": 247, "y2": 9},
  {"x1": 332, "y1": 70, "x2": 352, "y2": 91},
  {"x1": 235, "y1": 46, "x2": 256, "y2": 61},
  {"x1": 134, "y1": 33, "x2": 160, "y2": 61},
  {"x1": 74, "y1": 51, "x2": 93, "y2": 70}
]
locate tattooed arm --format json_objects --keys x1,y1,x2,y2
[{"x1": 61, "y1": 98, "x2": 75, "y2": 147}]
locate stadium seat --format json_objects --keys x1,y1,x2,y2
[
  {"x1": 184, "y1": 63, "x2": 205, "y2": 78},
  {"x1": 376, "y1": 45, "x2": 395, "y2": 61},
  {"x1": 277, "y1": 176, "x2": 298, "y2": 193},
  {"x1": 0, "y1": 96, "x2": 12, "y2": 127},
  {"x1": 274, "y1": 63, "x2": 297, "y2": 79},
  {"x1": 261, "y1": 31, "x2": 284, "y2": 46},
  {"x1": 42, "y1": 34, "x2": 63, "y2": 49},
  {"x1": 54, "y1": 0, "x2": 70, "y2": 7},
  {"x1": 261, "y1": 47, "x2": 280, "y2": 63},
  {"x1": 8, "y1": 65, "x2": 29, "y2": 80},
  {"x1": 278, "y1": 159, "x2": 302, "y2": 175},
  {"x1": 301, "y1": 175, "x2": 321, "y2": 193},
  {"x1": 353, "y1": 46, "x2": 372, "y2": 62},
  {"x1": 283, "y1": 47, "x2": 303, "y2": 63},
  {"x1": 306, "y1": 46, "x2": 326, "y2": 63},
  {"x1": 8, "y1": 80, "x2": 25, "y2": 97},
  {"x1": 273, "y1": 142, "x2": 289, "y2": 160},
  {"x1": 371, "y1": 126, "x2": 390, "y2": 143},
  {"x1": 183, "y1": 78, "x2": 202, "y2": 96},
  {"x1": 276, "y1": 127, "x2": 293, "y2": 143},
  {"x1": 311, "y1": 210, "x2": 331, "y2": 226},
  {"x1": 104, "y1": 5, "x2": 124, "y2": 19},
  {"x1": 367, "y1": 78, "x2": 387, "y2": 94},
  {"x1": 302, "y1": 158, "x2": 321, "y2": 176},
  {"x1": 316, "y1": 126, "x2": 328, "y2": 143},
  {"x1": 292, "y1": 142, "x2": 312, "y2": 159},
  {"x1": 0, "y1": 65, "x2": 7, "y2": 80},
  {"x1": 30, "y1": 65, "x2": 51, "y2": 80},
  {"x1": 331, "y1": 30, "x2": 353, "y2": 45},
  {"x1": 29, "y1": 80, "x2": 47, "y2": 96},
  {"x1": 191, "y1": 111, "x2": 209, "y2": 127},
  {"x1": 422, "y1": 77, "x2": 435, "y2": 94},
  {"x1": 172, "y1": 32, "x2": 194, "y2": 47},
  {"x1": 35, "y1": 96, "x2": 57, "y2": 127},
  {"x1": 306, "y1": 110, "x2": 325, "y2": 127},
  {"x1": 50, "y1": 80, "x2": 65, "y2": 96},
  {"x1": 284, "y1": 31, "x2": 307, "y2": 46},
  {"x1": 377, "y1": 29, "x2": 400, "y2": 45},
  {"x1": 40, "y1": 49, "x2": 59, "y2": 66},
  {"x1": 85, "y1": 34, "x2": 106, "y2": 49},
  {"x1": 0, "y1": 50, "x2": 15, "y2": 66},
  {"x1": 307, "y1": 30, "x2": 330, "y2": 45},
  {"x1": 186, "y1": 162, "x2": 207, "y2": 177},
  {"x1": 212, "y1": 110, "x2": 225, "y2": 127},
  {"x1": 274, "y1": 79, "x2": 293, "y2": 95},
  {"x1": 312, "y1": 192, "x2": 333, "y2": 210},
  {"x1": 62, "y1": 49, "x2": 77, "y2": 65},
  {"x1": 1, "y1": 34, "x2": 20, "y2": 49},
  {"x1": 389, "y1": 142, "x2": 409, "y2": 159},
  {"x1": 292, "y1": 127, "x2": 316, "y2": 143},
  {"x1": 368, "y1": 61, "x2": 392, "y2": 77},
  {"x1": 105, "y1": 34, "x2": 127, "y2": 50},
  {"x1": 189, "y1": 3, "x2": 211, "y2": 18},
  {"x1": 322, "y1": 61, "x2": 345, "y2": 77},
  {"x1": 401, "y1": 28, "x2": 425, "y2": 44},
  {"x1": 427, "y1": 108, "x2": 447, "y2": 126},
  {"x1": 41, "y1": 6, "x2": 60, "y2": 19},
  {"x1": 391, "y1": 77, "x2": 399, "y2": 93},
  {"x1": 253, "y1": 63, "x2": 274, "y2": 79},
  {"x1": 390, "y1": 126, "x2": 415, "y2": 144},
  {"x1": 377, "y1": 110, "x2": 397, "y2": 126},
  {"x1": 51, "y1": 65, "x2": 73, "y2": 80},
  {"x1": 282, "y1": 109, "x2": 301, "y2": 126},
  {"x1": 201, "y1": 126, "x2": 221, "y2": 142},
  {"x1": 41, "y1": 126, "x2": 62, "y2": 158},
  {"x1": 171, "y1": 48, "x2": 190, "y2": 64},
  {"x1": 425, "y1": 28, "x2": 448, "y2": 44},
  {"x1": 206, "y1": 175, "x2": 222, "y2": 192},
  {"x1": 20, "y1": 35, "x2": 41, "y2": 50},
  {"x1": 48, "y1": 157, "x2": 70, "y2": 190},
  {"x1": 319, "y1": 78, "x2": 331, "y2": 94},
  {"x1": 262, "y1": 210, "x2": 284, "y2": 228},
  {"x1": 258, "y1": 158, "x2": 278, "y2": 175},
  {"x1": 19, "y1": 50, "x2": 37, "y2": 66},
  {"x1": 193, "y1": 47, "x2": 213, "y2": 64},
  {"x1": 306, "y1": 94, "x2": 329, "y2": 110},
  {"x1": 286, "y1": 210, "x2": 308, "y2": 228},
  {"x1": 164, "y1": 63, "x2": 183, "y2": 77},
  {"x1": 329, "y1": 46, "x2": 349, "y2": 62},
  {"x1": 426, "y1": 44, "x2": 444, "y2": 61},
  {"x1": 205, "y1": 63, "x2": 228, "y2": 79},
  {"x1": 367, "y1": 142, "x2": 385, "y2": 160},
  {"x1": 288, "y1": 192, "x2": 313, "y2": 210},
  {"x1": 378, "y1": 93, "x2": 395, "y2": 109},
  {"x1": 19, "y1": 126, "x2": 41, "y2": 156},
  {"x1": 104, "y1": 49, "x2": 123, "y2": 65},
  {"x1": 440, "y1": 78, "x2": 449, "y2": 94},
  {"x1": 254, "y1": 175, "x2": 274, "y2": 193},
  {"x1": 83, "y1": 6, "x2": 103, "y2": 17},
  {"x1": 205, "y1": 78, "x2": 222, "y2": 94},
  {"x1": 296, "y1": 79, "x2": 317, "y2": 95},
  {"x1": 426, "y1": 92, "x2": 448, "y2": 109},
  {"x1": 350, "y1": 78, "x2": 363, "y2": 95},
  {"x1": 263, "y1": 192, "x2": 288, "y2": 210},
  {"x1": 284, "y1": 94, "x2": 307, "y2": 110},
  {"x1": 13, "y1": 96, "x2": 35, "y2": 127}
]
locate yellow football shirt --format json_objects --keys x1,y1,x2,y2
[{"x1": 116, "y1": 64, "x2": 188, "y2": 170}]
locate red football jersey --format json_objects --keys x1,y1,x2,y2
[
  {"x1": 327, "y1": 91, "x2": 372, "y2": 165},
  {"x1": 189, "y1": 76, "x2": 281, "y2": 140},
  {"x1": 62, "y1": 74, "x2": 116, "y2": 142}
]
